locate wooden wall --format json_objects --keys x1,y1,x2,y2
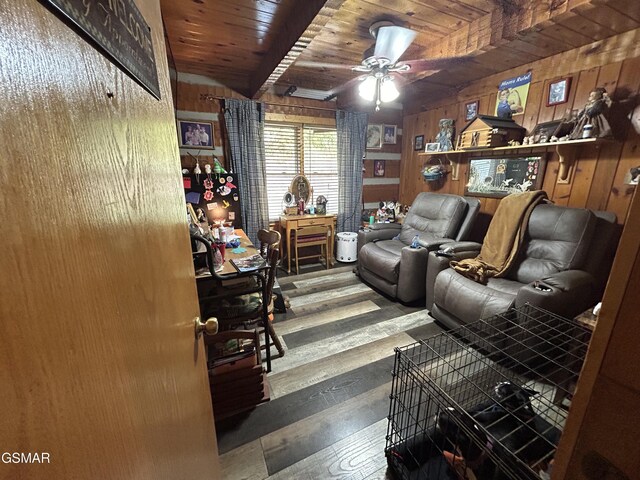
[
  {"x1": 554, "y1": 190, "x2": 640, "y2": 478},
  {"x1": 401, "y1": 28, "x2": 640, "y2": 238},
  {"x1": 172, "y1": 74, "x2": 337, "y2": 175},
  {"x1": 363, "y1": 107, "x2": 403, "y2": 210}
]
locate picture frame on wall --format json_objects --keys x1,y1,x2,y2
[
  {"x1": 366, "y1": 124, "x2": 383, "y2": 149},
  {"x1": 547, "y1": 77, "x2": 571, "y2": 107},
  {"x1": 374, "y1": 160, "x2": 385, "y2": 177},
  {"x1": 414, "y1": 135, "x2": 425, "y2": 151},
  {"x1": 178, "y1": 120, "x2": 214, "y2": 149},
  {"x1": 464, "y1": 100, "x2": 479, "y2": 121},
  {"x1": 383, "y1": 124, "x2": 397, "y2": 144}
]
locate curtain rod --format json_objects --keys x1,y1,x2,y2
[{"x1": 199, "y1": 93, "x2": 337, "y2": 112}]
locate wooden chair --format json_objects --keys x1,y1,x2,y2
[
  {"x1": 293, "y1": 225, "x2": 331, "y2": 274},
  {"x1": 191, "y1": 230, "x2": 285, "y2": 366}
]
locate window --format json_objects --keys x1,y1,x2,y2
[{"x1": 264, "y1": 122, "x2": 338, "y2": 220}]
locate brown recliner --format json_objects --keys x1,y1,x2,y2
[
  {"x1": 427, "y1": 204, "x2": 618, "y2": 328},
  {"x1": 357, "y1": 193, "x2": 480, "y2": 303}
]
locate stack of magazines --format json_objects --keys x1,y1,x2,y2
[{"x1": 231, "y1": 254, "x2": 267, "y2": 273}]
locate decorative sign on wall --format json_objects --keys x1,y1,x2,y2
[
  {"x1": 42, "y1": 0, "x2": 161, "y2": 99},
  {"x1": 495, "y1": 71, "x2": 532, "y2": 119}
]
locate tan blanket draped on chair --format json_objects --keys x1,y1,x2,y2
[{"x1": 451, "y1": 191, "x2": 548, "y2": 284}]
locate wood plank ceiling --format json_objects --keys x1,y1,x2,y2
[{"x1": 161, "y1": 0, "x2": 640, "y2": 107}]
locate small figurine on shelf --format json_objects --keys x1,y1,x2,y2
[
  {"x1": 569, "y1": 87, "x2": 613, "y2": 139},
  {"x1": 436, "y1": 119, "x2": 455, "y2": 152}
]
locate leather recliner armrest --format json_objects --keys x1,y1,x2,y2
[
  {"x1": 357, "y1": 223, "x2": 402, "y2": 254},
  {"x1": 438, "y1": 241, "x2": 482, "y2": 254},
  {"x1": 418, "y1": 237, "x2": 456, "y2": 250},
  {"x1": 396, "y1": 245, "x2": 430, "y2": 303},
  {"x1": 425, "y1": 243, "x2": 481, "y2": 310},
  {"x1": 515, "y1": 270, "x2": 596, "y2": 318}
]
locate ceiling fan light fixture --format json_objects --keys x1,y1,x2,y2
[
  {"x1": 380, "y1": 75, "x2": 399, "y2": 102},
  {"x1": 358, "y1": 75, "x2": 377, "y2": 101}
]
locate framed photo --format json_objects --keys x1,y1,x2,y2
[
  {"x1": 425, "y1": 142, "x2": 441, "y2": 153},
  {"x1": 366, "y1": 124, "x2": 382, "y2": 149},
  {"x1": 547, "y1": 77, "x2": 571, "y2": 107},
  {"x1": 465, "y1": 154, "x2": 546, "y2": 198},
  {"x1": 465, "y1": 100, "x2": 479, "y2": 121},
  {"x1": 414, "y1": 135, "x2": 425, "y2": 151},
  {"x1": 383, "y1": 124, "x2": 397, "y2": 144},
  {"x1": 531, "y1": 120, "x2": 563, "y2": 143},
  {"x1": 374, "y1": 160, "x2": 385, "y2": 177},
  {"x1": 178, "y1": 120, "x2": 214, "y2": 149}
]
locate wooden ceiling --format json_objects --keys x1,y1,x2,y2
[{"x1": 161, "y1": 0, "x2": 640, "y2": 107}]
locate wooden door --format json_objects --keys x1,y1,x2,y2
[{"x1": 0, "y1": 1, "x2": 220, "y2": 479}]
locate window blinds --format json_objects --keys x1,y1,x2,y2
[{"x1": 264, "y1": 123, "x2": 338, "y2": 220}]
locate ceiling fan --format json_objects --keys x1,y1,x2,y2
[{"x1": 295, "y1": 21, "x2": 470, "y2": 110}]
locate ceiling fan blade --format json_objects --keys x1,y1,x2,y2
[
  {"x1": 374, "y1": 26, "x2": 417, "y2": 65},
  {"x1": 295, "y1": 60, "x2": 357, "y2": 70},
  {"x1": 324, "y1": 75, "x2": 367, "y2": 100},
  {"x1": 398, "y1": 56, "x2": 473, "y2": 72}
]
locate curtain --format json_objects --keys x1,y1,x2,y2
[
  {"x1": 223, "y1": 99, "x2": 269, "y2": 245},
  {"x1": 336, "y1": 110, "x2": 368, "y2": 233}
]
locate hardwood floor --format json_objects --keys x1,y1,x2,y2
[{"x1": 216, "y1": 263, "x2": 445, "y2": 479}]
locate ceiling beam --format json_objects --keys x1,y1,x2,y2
[{"x1": 248, "y1": 0, "x2": 345, "y2": 100}]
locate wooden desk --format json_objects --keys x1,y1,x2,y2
[
  {"x1": 195, "y1": 229, "x2": 258, "y2": 279},
  {"x1": 279, "y1": 214, "x2": 336, "y2": 273}
]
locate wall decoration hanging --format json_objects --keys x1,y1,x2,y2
[
  {"x1": 366, "y1": 124, "x2": 383, "y2": 149},
  {"x1": 374, "y1": 160, "x2": 386, "y2": 177},
  {"x1": 495, "y1": 71, "x2": 531, "y2": 119},
  {"x1": 383, "y1": 125, "x2": 397, "y2": 144},
  {"x1": 465, "y1": 154, "x2": 546, "y2": 198},
  {"x1": 193, "y1": 159, "x2": 201, "y2": 184},
  {"x1": 414, "y1": 135, "x2": 425, "y2": 151},
  {"x1": 465, "y1": 100, "x2": 479, "y2": 121},
  {"x1": 435, "y1": 119, "x2": 455, "y2": 152},
  {"x1": 178, "y1": 120, "x2": 214, "y2": 149},
  {"x1": 547, "y1": 77, "x2": 571, "y2": 107}
]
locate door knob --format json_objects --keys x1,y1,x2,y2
[{"x1": 194, "y1": 317, "x2": 218, "y2": 339}]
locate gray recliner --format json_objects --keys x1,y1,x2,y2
[
  {"x1": 357, "y1": 193, "x2": 480, "y2": 303},
  {"x1": 427, "y1": 203, "x2": 618, "y2": 328}
]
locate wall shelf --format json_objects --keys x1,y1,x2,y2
[{"x1": 418, "y1": 137, "x2": 613, "y2": 183}]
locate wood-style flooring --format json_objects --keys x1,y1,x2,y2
[{"x1": 216, "y1": 263, "x2": 445, "y2": 479}]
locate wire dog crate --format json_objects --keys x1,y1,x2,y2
[{"x1": 385, "y1": 304, "x2": 592, "y2": 480}]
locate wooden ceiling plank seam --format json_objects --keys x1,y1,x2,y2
[
  {"x1": 603, "y1": 0, "x2": 640, "y2": 23},
  {"x1": 249, "y1": 0, "x2": 345, "y2": 99},
  {"x1": 403, "y1": 0, "x2": 488, "y2": 22},
  {"x1": 572, "y1": 4, "x2": 636, "y2": 35}
]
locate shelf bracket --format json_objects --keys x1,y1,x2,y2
[
  {"x1": 444, "y1": 153, "x2": 459, "y2": 181},
  {"x1": 556, "y1": 143, "x2": 575, "y2": 184}
]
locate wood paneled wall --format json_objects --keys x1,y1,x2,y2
[
  {"x1": 172, "y1": 77, "x2": 337, "y2": 174},
  {"x1": 401, "y1": 29, "x2": 640, "y2": 239},
  {"x1": 363, "y1": 107, "x2": 403, "y2": 208}
]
